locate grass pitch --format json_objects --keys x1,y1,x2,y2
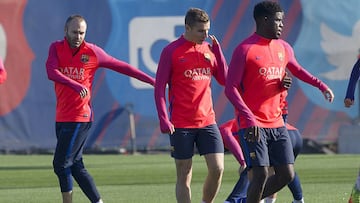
[{"x1": 0, "y1": 153, "x2": 359, "y2": 202}]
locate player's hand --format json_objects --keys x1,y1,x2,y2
[
  {"x1": 209, "y1": 35, "x2": 219, "y2": 46},
  {"x1": 281, "y1": 72, "x2": 292, "y2": 90},
  {"x1": 344, "y1": 98, "x2": 354, "y2": 108},
  {"x1": 168, "y1": 124, "x2": 175, "y2": 135},
  {"x1": 244, "y1": 126, "x2": 260, "y2": 142},
  {"x1": 238, "y1": 163, "x2": 247, "y2": 175},
  {"x1": 160, "y1": 121, "x2": 175, "y2": 135},
  {"x1": 322, "y1": 88, "x2": 334, "y2": 102},
  {"x1": 79, "y1": 88, "x2": 88, "y2": 98}
]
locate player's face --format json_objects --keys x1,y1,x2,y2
[
  {"x1": 65, "y1": 19, "x2": 87, "y2": 48},
  {"x1": 265, "y1": 11, "x2": 284, "y2": 39},
  {"x1": 185, "y1": 21, "x2": 210, "y2": 44}
]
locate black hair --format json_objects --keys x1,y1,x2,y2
[
  {"x1": 253, "y1": 1, "x2": 283, "y2": 21},
  {"x1": 185, "y1": 8, "x2": 209, "y2": 27}
]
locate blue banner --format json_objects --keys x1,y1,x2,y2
[{"x1": 0, "y1": 0, "x2": 354, "y2": 151}]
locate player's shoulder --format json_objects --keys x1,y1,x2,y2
[
  {"x1": 83, "y1": 41, "x2": 103, "y2": 50},
  {"x1": 49, "y1": 39, "x2": 64, "y2": 47},
  {"x1": 276, "y1": 39, "x2": 292, "y2": 50},
  {"x1": 161, "y1": 36, "x2": 186, "y2": 57},
  {"x1": 238, "y1": 33, "x2": 261, "y2": 48},
  {"x1": 165, "y1": 36, "x2": 184, "y2": 48},
  {"x1": 82, "y1": 42, "x2": 110, "y2": 58},
  {"x1": 233, "y1": 35, "x2": 257, "y2": 55}
]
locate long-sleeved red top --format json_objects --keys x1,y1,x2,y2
[
  {"x1": 0, "y1": 57, "x2": 7, "y2": 84},
  {"x1": 225, "y1": 33, "x2": 328, "y2": 129},
  {"x1": 46, "y1": 38, "x2": 155, "y2": 122},
  {"x1": 219, "y1": 119, "x2": 245, "y2": 166},
  {"x1": 154, "y1": 35, "x2": 227, "y2": 132}
]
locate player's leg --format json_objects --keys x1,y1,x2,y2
[
  {"x1": 224, "y1": 170, "x2": 249, "y2": 203},
  {"x1": 224, "y1": 128, "x2": 249, "y2": 203},
  {"x1": 287, "y1": 174, "x2": 303, "y2": 203},
  {"x1": 262, "y1": 127, "x2": 295, "y2": 198},
  {"x1": 247, "y1": 166, "x2": 269, "y2": 203},
  {"x1": 53, "y1": 122, "x2": 79, "y2": 203},
  {"x1": 174, "y1": 158, "x2": 193, "y2": 203},
  {"x1": 288, "y1": 128, "x2": 304, "y2": 202},
  {"x1": 203, "y1": 153, "x2": 224, "y2": 203},
  {"x1": 262, "y1": 164, "x2": 294, "y2": 198},
  {"x1": 61, "y1": 191, "x2": 72, "y2": 203},
  {"x1": 240, "y1": 127, "x2": 270, "y2": 203},
  {"x1": 170, "y1": 128, "x2": 197, "y2": 203},
  {"x1": 263, "y1": 194, "x2": 277, "y2": 203},
  {"x1": 263, "y1": 167, "x2": 277, "y2": 203},
  {"x1": 197, "y1": 124, "x2": 224, "y2": 203},
  {"x1": 64, "y1": 122, "x2": 102, "y2": 203},
  {"x1": 349, "y1": 169, "x2": 360, "y2": 203},
  {"x1": 72, "y1": 159, "x2": 102, "y2": 203},
  {"x1": 289, "y1": 128, "x2": 303, "y2": 159}
]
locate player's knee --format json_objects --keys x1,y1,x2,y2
[
  {"x1": 53, "y1": 160, "x2": 72, "y2": 177},
  {"x1": 252, "y1": 167, "x2": 268, "y2": 183},
  {"x1": 278, "y1": 167, "x2": 295, "y2": 184},
  {"x1": 53, "y1": 165, "x2": 66, "y2": 177},
  {"x1": 209, "y1": 164, "x2": 224, "y2": 178},
  {"x1": 53, "y1": 161, "x2": 61, "y2": 175}
]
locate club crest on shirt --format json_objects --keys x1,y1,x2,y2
[
  {"x1": 81, "y1": 54, "x2": 89, "y2": 63},
  {"x1": 250, "y1": 152, "x2": 256, "y2": 160},
  {"x1": 204, "y1": 53, "x2": 211, "y2": 62},
  {"x1": 278, "y1": 52, "x2": 284, "y2": 61}
]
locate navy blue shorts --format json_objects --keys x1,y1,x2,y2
[
  {"x1": 169, "y1": 124, "x2": 224, "y2": 159},
  {"x1": 239, "y1": 126, "x2": 294, "y2": 167},
  {"x1": 288, "y1": 128, "x2": 303, "y2": 159}
]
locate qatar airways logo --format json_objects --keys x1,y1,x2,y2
[
  {"x1": 59, "y1": 67, "x2": 85, "y2": 80},
  {"x1": 184, "y1": 67, "x2": 211, "y2": 80},
  {"x1": 259, "y1": 66, "x2": 284, "y2": 80}
]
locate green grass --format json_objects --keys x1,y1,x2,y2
[{"x1": 0, "y1": 154, "x2": 359, "y2": 202}]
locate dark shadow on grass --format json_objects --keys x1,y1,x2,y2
[{"x1": 0, "y1": 166, "x2": 53, "y2": 170}]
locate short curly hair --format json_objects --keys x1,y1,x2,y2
[{"x1": 253, "y1": 1, "x2": 283, "y2": 21}]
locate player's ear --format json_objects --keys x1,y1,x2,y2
[{"x1": 185, "y1": 24, "x2": 191, "y2": 32}]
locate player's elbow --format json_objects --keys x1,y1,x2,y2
[
  {"x1": 46, "y1": 72, "x2": 55, "y2": 81},
  {"x1": 224, "y1": 85, "x2": 234, "y2": 100}
]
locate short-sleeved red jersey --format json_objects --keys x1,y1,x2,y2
[{"x1": 155, "y1": 35, "x2": 227, "y2": 130}]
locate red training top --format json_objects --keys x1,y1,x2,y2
[
  {"x1": 155, "y1": 35, "x2": 227, "y2": 132},
  {"x1": 46, "y1": 38, "x2": 155, "y2": 122},
  {"x1": 225, "y1": 33, "x2": 328, "y2": 129}
]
